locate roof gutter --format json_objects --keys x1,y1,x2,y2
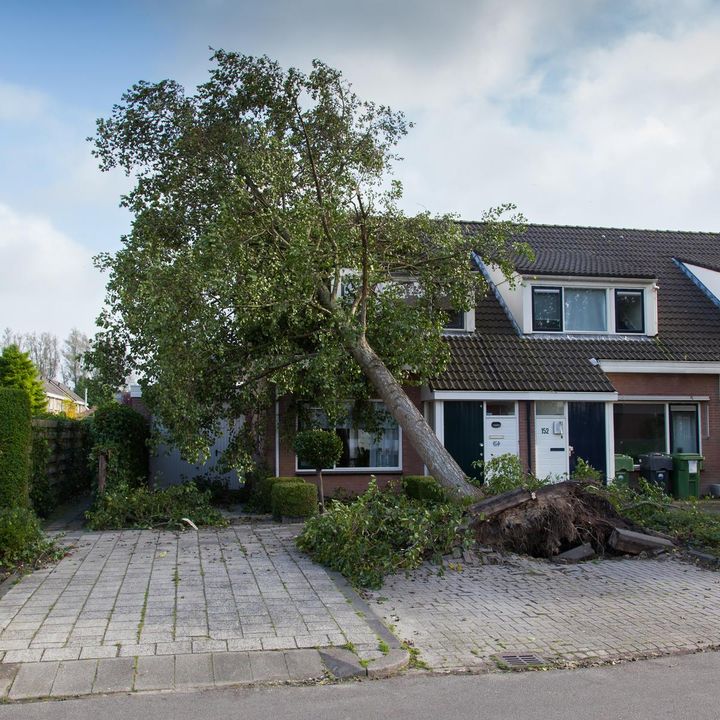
[{"x1": 599, "y1": 360, "x2": 720, "y2": 374}]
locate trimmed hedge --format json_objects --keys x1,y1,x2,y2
[
  {"x1": 0, "y1": 388, "x2": 32, "y2": 508},
  {"x1": 90, "y1": 404, "x2": 149, "y2": 489},
  {"x1": 272, "y1": 482, "x2": 318, "y2": 519},
  {"x1": 256, "y1": 476, "x2": 305, "y2": 513},
  {"x1": 402, "y1": 475, "x2": 447, "y2": 503}
]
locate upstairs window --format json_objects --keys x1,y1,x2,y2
[
  {"x1": 564, "y1": 288, "x2": 607, "y2": 331},
  {"x1": 531, "y1": 285, "x2": 645, "y2": 334},
  {"x1": 532, "y1": 287, "x2": 562, "y2": 331},
  {"x1": 443, "y1": 309, "x2": 466, "y2": 330},
  {"x1": 615, "y1": 289, "x2": 644, "y2": 333}
]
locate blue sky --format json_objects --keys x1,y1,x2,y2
[{"x1": 2, "y1": 0, "x2": 720, "y2": 341}]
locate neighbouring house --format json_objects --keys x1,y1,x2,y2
[
  {"x1": 42, "y1": 378, "x2": 90, "y2": 416},
  {"x1": 266, "y1": 224, "x2": 720, "y2": 496}
]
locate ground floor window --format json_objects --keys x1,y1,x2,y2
[
  {"x1": 613, "y1": 402, "x2": 699, "y2": 461},
  {"x1": 297, "y1": 401, "x2": 401, "y2": 471},
  {"x1": 670, "y1": 404, "x2": 699, "y2": 454}
]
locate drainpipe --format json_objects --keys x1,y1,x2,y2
[{"x1": 526, "y1": 400, "x2": 532, "y2": 474}]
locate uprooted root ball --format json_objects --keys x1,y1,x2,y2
[{"x1": 472, "y1": 483, "x2": 637, "y2": 558}]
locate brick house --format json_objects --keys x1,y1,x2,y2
[{"x1": 267, "y1": 225, "x2": 720, "y2": 496}]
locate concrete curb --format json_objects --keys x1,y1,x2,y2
[
  {"x1": 318, "y1": 648, "x2": 366, "y2": 678},
  {"x1": 318, "y1": 647, "x2": 410, "y2": 680},
  {"x1": 0, "y1": 649, "x2": 329, "y2": 702},
  {"x1": 365, "y1": 649, "x2": 410, "y2": 679}
]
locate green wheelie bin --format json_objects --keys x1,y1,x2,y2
[
  {"x1": 671, "y1": 453, "x2": 704, "y2": 499},
  {"x1": 614, "y1": 454, "x2": 634, "y2": 486}
]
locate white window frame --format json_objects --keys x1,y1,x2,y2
[
  {"x1": 442, "y1": 308, "x2": 475, "y2": 335},
  {"x1": 612, "y1": 401, "x2": 702, "y2": 458},
  {"x1": 522, "y1": 276, "x2": 656, "y2": 336},
  {"x1": 295, "y1": 400, "x2": 403, "y2": 474}
]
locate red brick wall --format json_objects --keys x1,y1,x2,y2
[
  {"x1": 266, "y1": 386, "x2": 426, "y2": 496},
  {"x1": 608, "y1": 373, "x2": 720, "y2": 493},
  {"x1": 518, "y1": 400, "x2": 534, "y2": 475}
]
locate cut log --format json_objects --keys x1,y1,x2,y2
[
  {"x1": 554, "y1": 542, "x2": 596, "y2": 563},
  {"x1": 609, "y1": 528, "x2": 675, "y2": 555},
  {"x1": 468, "y1": 488, "x2": 533, "y2": 517}
]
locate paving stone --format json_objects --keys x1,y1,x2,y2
[
  {"x1": 284, "y1": 649, "x2": 325, "y2": 680},
  {"x1": 134, "y1": 655, "x2": 175, "y2": 690},
  {"x1": 174, "y1": 652, "x2": 213, "y2": 687},
  {"x1": 9, "y1": 661, "x2": 58, "y2": 699},
  {"x1": 192, "y1": 639, "x2": 227, "y2": 653},
  {"x1": 51, "y1": 659, "x2": 97, "y2": 696},
  {"x1": 212, "y1": 651, "x2": 252, "y2": 685},
  {"x1": 155, "y1": 640, "x2": 192, "y2": 655},
  {"x1": 249, "y1": 650, "x2": 289, "y2": 682},
  {"x1": 118, "y1": 643, "x2": 156, "y2": 657},
  {"x1": 227, "y1": 638, "x2": 263, "y2": 651},
  {"x1": 42, "y1": 647, "x2": 81, "y2": 661},
  {"x1": 0, "y1": 663, "x2": 18, "y2": 698},
  {"x1": 79, "y1": 645, "x2": 118, "y2": 661},
  {"x1": 3, "y1": 648, "x2": 43, "y2": 663},
  {"x1": 92, "y1": 657, "x2": 135, "y2": 693}
]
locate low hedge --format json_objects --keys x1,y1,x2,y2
[
  {"x1": 402, "y1": 475, "x2": 447, "y2": 503},
  {"x1": 0, "y1": 506, "x2": 57, "y2": 568},
  {"x1": 0, "y1": 388, "x2": 32, "y2": 508},
  {"x1": 272, "y1": 482, "x2": 318, "y2": 519},
  {"x1": 256, "y1": 476, "x2": 305, "y2": 513}
]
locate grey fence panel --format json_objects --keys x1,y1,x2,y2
[{"x1": 150, "y1": 418, "x2": 242, "y2": 488}]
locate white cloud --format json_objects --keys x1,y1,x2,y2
[
  {"x1": 0, "y1": 203, "x2": 106, "y2": 341},
  {"x1": 390, "y1": 10, "x2": 720, "y2": 230},
  {"x1": 0, "y1": 81, "x2": 48, "y2": 122}
]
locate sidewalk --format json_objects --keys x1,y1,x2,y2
[{"x1": 0, "y1": 524, "x2": 407, "y2": 701}]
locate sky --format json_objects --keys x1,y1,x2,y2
[{"x1": 1, "y1": 0, "x2": 719, "y2": 341}]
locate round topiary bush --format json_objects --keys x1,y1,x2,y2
[
  {"x1": 271, "y1": 482, "x2": 318, "y2": 520},
  {"x1": 293, "y1": 429, "x2": 343, "y2": 510},
  {"x1": 0, "y1": 387, "x2": 32, "y2": 508},
  {"x1": 256, "y1": 476, "x2": 305, "y2": 513}
]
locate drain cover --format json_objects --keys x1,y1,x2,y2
[{"x1": 496, "y1": 652, "x2": 547, "y2": 668}]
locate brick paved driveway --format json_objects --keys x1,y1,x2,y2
[
  {"x1": 367, "y1": 556, "x2": 720, "y2": 670},
  {"x1": 0, "y1": 525, "x2": 377, "y2": 664}
]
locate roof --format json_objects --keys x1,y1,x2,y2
[
  {"x1": 432, "y1": 224, "x2": 720, "y2": 393},
  {"x1": 42, "y1": 378, "x2": 86, "y2": 405}
]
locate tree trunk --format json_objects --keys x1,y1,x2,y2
[{"x1": 345, "y1": 335, "x2": 478, "y2": 498}]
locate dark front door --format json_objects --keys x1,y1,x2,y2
[
  {"x1": 443, "y1": 401, "x2": 484, "y2": 479},
  {"x1": 568, "y1": 402, "x2": 607, "y2": 477}
]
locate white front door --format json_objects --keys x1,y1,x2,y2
[
  {"x1": 484, "y1": 401, "x2": 519, "y2": 462},
  {"x1": 535, "y1": 401, "x2": 569, "y2": 481}
]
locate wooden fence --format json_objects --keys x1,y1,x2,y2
[{"x1": 31, "y1": 418, "x2": 92, "y2": 496}]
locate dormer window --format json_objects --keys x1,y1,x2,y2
[
  {"x1": 532, "y1": 286, "x2": 607, "y2": 332},
  {"x1": 442, "y1": 308, "x2": 475, "y2": 333},
  {"x1": 530, "y1": 284, "x2": 650, "y2": 335},
  {"x1": 443, "y1": 309, "x2": 465, "y2": 330},
  {"x1": 615, "y1": 289, "x2": 644, "y2": 333}
]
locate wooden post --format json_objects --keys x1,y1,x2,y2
[{"x1": 98, "y1": 452, "x2": 107, "y2": 494}]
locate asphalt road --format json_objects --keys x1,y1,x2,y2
[{"x1": 2, "y1": 651, "x2": 718, "y2": 720}]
